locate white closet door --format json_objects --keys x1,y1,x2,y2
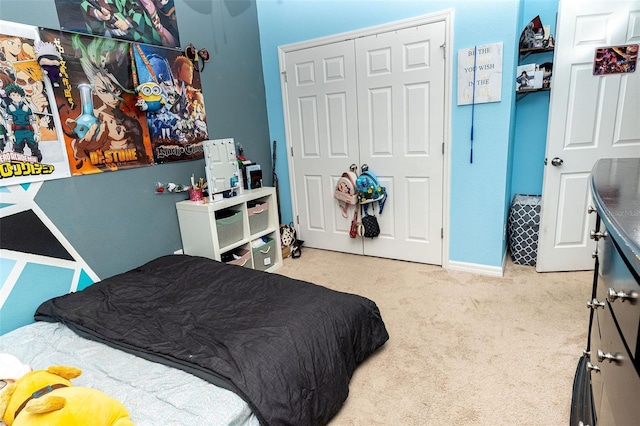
[
  {"x1": 283, "y1": 19, "x2": 447, "y2": 265},
  {"x1": 355, "y1": 22, "x2": 446, "y2": 264},
  {"x1": 284, "y1": 40, "x2": 362, "y2": 254}
]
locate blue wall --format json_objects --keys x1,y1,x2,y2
[{"x1": 257, "y1": 0, "x2": 523, "y2": 268}]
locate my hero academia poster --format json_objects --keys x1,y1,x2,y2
[
  {"x1": 132, "y1": 43, "x2": 207, "y2": 163},
  {"x1": 39, "y1": 28, "x2": 154, "y2": 175},
  {"x1": 0, "y1": 21, "x2": 71, "y2": 185},
  {"x1": 53, "y1": 0, "x2": 180, "y2": 48}
]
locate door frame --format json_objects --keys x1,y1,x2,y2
[{"x1": 278, "y1": 9, "x2": 454, "y2": 269}]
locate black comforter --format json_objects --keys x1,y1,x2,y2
[{"x1": 35, "y1": 255, "x2": 389, "y2": 425}]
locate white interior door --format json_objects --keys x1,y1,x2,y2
[
  {"x1": 355, "y1": 23, "x2": 445, "y2": 264},
  {"x1": 537, "y1": 0, "x2": 640, "y2": 272},
  {"x1": 282, "y1": 16, "x2": 447, "y2": 265},
  {"x1": 283, "y1": 40, "x2": 362, "y2": 255}
]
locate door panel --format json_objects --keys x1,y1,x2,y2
[
  {"x1": 355, "y1": 22, "x2": 445, "y2": 264},
  {"x1": 285, "y1": 40, "x2": 362, "y2": 254},
  {"x1": 537, "y1": 0, "x2": 640, "y2": 272}
]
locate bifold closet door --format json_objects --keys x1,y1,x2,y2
[
  {"x1": 284, "y1": 20, "x2": 446, "y2": 265},
  {"x1": 355, "y1": 22, "x2": 445, "y2": 264},
  {"x1": 284, "y1": 40, "x2": 362, "y2": 255}
]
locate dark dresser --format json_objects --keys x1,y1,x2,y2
[{"x1": 571, "y1": 158, "x2": 640, "y2": 426}]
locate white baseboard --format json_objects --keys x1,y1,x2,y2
[{"x1": 447, "y1": 259, "x2": 505, "y2": 277}]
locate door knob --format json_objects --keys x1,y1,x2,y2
[{"x1": 551, "y1": 157, "x2": 563, "y2": 166}]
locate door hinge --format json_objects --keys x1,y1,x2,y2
[
  {"x1": 290, "y1": 146, "x2": 294, "y2": 157},
  {"x1": 282, "y1": 71, "x2": 287, "y2": 83},
  {"x1": 442, "y1": 142, "x2": 445, "y2": 155},
  {"x1": 441, "y1": 228, "x2": 444, "y2": 239},
  {"x1": 440, "y1": 42, "x2": 446, "y2": 59},
  {"x1": 296, "y1": 215, "x2": 300, "y2": 225}
]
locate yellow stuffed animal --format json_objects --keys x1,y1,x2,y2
[{"x1": 0, "y1": 363, "x2": 133, "y2": 426}]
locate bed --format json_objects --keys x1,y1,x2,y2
[{"x1": 0, "y1": 254, "x2": 389, "y2": 425}]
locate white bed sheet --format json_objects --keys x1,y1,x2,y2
[{"x1": 0, "y1": 322, "x2": 260, "y2": 426}]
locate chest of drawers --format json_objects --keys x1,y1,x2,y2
[{"x1": 571, "y1": 158, "x2": 640, "y2": 426}]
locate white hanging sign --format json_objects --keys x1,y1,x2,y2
[{"x1": 457, "y1": 42, "x2": 503, "y2": 105}]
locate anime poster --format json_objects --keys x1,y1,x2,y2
[
  {"x1": 593, "y1": 45, "x2": 638, "y2": 75},
  {"x1": 132, "y1": 43, "x2": 207, "y2": 163},
  {"x1": 53, "y1": 0, "x2": 180, "y2": 48},
  {"x1": 39, "y1": 28, "x2": 154, "y2": 175},
  {"x1": 0, "y1": 21, "x2": 71, "y2": 185}
]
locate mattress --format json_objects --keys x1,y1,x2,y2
[{"x1": 0, "y1": 321, "x2": 259, "y2": 426}]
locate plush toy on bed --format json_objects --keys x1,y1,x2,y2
[{"x1": 0, "y1": 354, "x2": 133, "y2": 426}]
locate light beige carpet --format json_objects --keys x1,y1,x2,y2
[{"x1": 276, "y1": 248, "x2": 591, "y2": 426}]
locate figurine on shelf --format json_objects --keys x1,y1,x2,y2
[
  {"x1": 533, "y1": 29, "x2": 544, "y2": 48},
  {"x1": 544, "y1": 35, "x2": 555, "y2": 49},
  {"x1": 539, "y1": 62, "x2": 553, "y2": 89}
]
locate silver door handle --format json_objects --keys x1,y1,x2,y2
[{"x1": 551, "y1": 157, "x2": 563, "y2": 166}]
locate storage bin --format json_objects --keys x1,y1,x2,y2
[
  {"x1": 508, "y1": 194, "x2": 541, "y2": 266},
  {"x1": 252, "y1": 238, "x2": 276, "y2": 271},
  {"x1": 248, "y1": 201, "x2": 269, "y2": 235},
  {"x1": 216, "y1": 209, "x2": 243, "y2": 248},
  {"x1": 222, "y1": 248, "x2": 252, "y2": 268}
]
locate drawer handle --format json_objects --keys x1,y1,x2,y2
[
  {"x1": 259, "y1": 246, "x2": 271, "y2": 254},
  {"x1": 587, "y1": 298, "x2": 605, "y2": 309},
  {"x1": 586, "y1": 361, "x2": 600, "y2": 373},
  {"x1": 589, "y1": 230, "x2": 608, "y2": 240},
  {"x1": 597, "y1": 349, "x2": 622, "y2": 364},
  {"x1": 607, "y1": 287, "x2": 638, "y2": 304},
  {"x1": 253, "y1": 209, "x2": 265, "y2": 214}
]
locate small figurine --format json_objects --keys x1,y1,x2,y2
[
  {"x1": 34, "y1": 40, "x2": 62, "y2": 88},
  {"x1": 546, "y1": 35, "x2": 555, "y2": 49},
  {"x1": 135, "y1": 81, "x2": 164, "y2": 112}
]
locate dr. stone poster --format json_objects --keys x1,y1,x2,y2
[
  {"x1": 39, "y1": 28, "x2": 154, "y2": 175},
  {"x1": 0, "y1": 21, "x2": 71, "y2": 186},
  {"x1": 132, "y1": 43, "x2": 207, "y2": 163},
  {"x1": 53, "y1": 0, "x2": 181, "y2": 48}
]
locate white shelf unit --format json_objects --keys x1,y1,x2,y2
[{"x1": 176, "y1": 187, "x2": 282, "y2": 272}]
